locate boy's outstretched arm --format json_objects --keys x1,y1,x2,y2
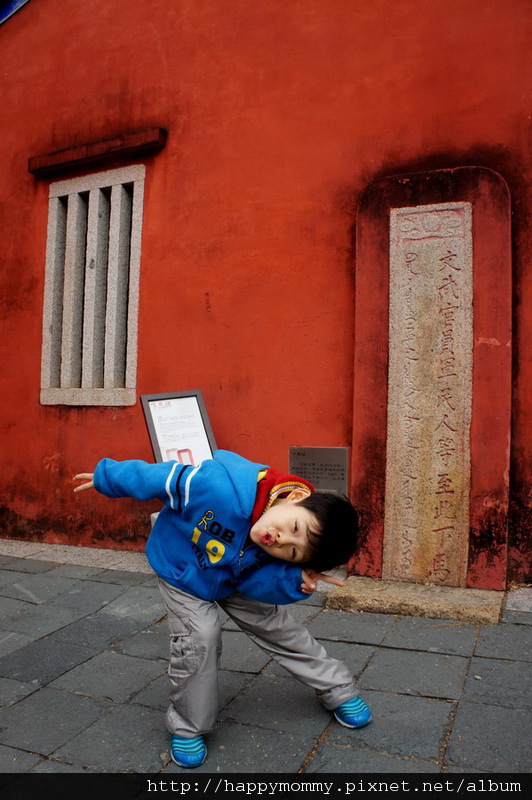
[
  {"x1": 73, "y1": 473, "x2": 94, "y2": 492},
  {"x1": 73, "y1": 458, "x2": 203, "y2": 504},
  {"x1": 300, "y1": 568, "x2": 345, "y2": 595}
]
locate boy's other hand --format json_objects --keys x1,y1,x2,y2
[
  {"x1": 73, "y1": 473, "x2": 95, "y2": 493},
  {"x1": 300, "y1": 568, "x2": 345, "y2": 595}
]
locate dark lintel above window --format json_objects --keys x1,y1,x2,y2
[{"x1": 29, "y1": 127, "x2": 167, "y2": 178}]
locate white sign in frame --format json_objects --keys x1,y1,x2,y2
[{"x1": 141, "y1": 390, "x2": 217, "y2": 465}]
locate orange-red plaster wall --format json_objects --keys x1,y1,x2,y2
[{"x1": 0, "y1": 0, "x2": 530, "y2": 576}]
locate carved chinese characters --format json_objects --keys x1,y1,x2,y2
[{"x1": 383, "y1": 203, "x2": 473, "y2": 586}]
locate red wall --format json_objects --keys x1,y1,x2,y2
[{"x1": 0, "y1": 0, "x2": 529, "y2": 581}]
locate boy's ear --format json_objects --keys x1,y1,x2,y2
[{"x1": 285, "y1": 487, "x2": 312, "y2": 503}]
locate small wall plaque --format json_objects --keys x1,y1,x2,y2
[{"x1": 289, "y1": 447, "x2": 349, "y2": 495}]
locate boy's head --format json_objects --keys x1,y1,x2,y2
[{"x1": 249, "y1": 487, "x2": 358, "y2": 571}]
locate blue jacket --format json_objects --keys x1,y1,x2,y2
[{"x1": 93, "y1": 450, "x2": 308, "y2": 604}]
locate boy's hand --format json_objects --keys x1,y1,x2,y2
[
  {"x1": 73, "y1": 473, "x2": 95, "y2": 493},
  {"x1": 300, "y1": 568, "x2": 345, "y2": 595}
]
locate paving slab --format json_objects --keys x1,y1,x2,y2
[
  {"x1": 219, "y1": 630, "x2": 271, "y2": 672},
  {"x1": 380, "y1": 616, "x2": 479, "y2": 656},
  {"x1": 50, "y1": 564, "x2": 105, "y2": 580},
  {"x1": 130, "y1": 673, "x2": 169, "y2": 712},
  {"x1": 326, "y1": 689, "x2": 454, "y2": 761},
  {"x1": 47, "y1": 578, "x2": 127, "y2": 612},
  {"x1": 0, "y1": 675, "x2": 38, "y2": 707},
  {"x1": 220, "y1": 673, "x2": 330, "y2": 736},
  {"x1": 53, "y1": 704, "x2": 167, "y2": 772},
  {"x1": 442, "y1": 767, "x2": 485, "y2": 774},
  {"x1": 0, "y1": 558, "x2": 59, "y2": 574},
  {"x1": 298, "y1": 591, "x2": 328, "y2": 608},
  {"x1": 0, "y1": 744, "x2": 42, "y2": 773},
  {"x1": 445, "y1": 701, "x2": 532, "y2": 772},
  {"x1": 49, "y1": 650, "x2": 165, "y2": 702},
  {"x1": 220, "y1": 615, "x2": 243, "y2": 632},
  {"x1": 113, "y1": 621, "x2": 169, "y2": 660},
  {"x1": 139, "y1": 575, "x2": 159, "y2": 587},
  {"x1": 307, "y1": 610, "x2": 397, "y2": 645},
  {"x1": 462, "y1": 656, "x2": 532, "y2": 709},
  {"x1": 28, "y1": 760, "x2": 97, "y2": 773},
  {"x1": 99, "y1": 587, "x2": 166, "y2": 623},
  {"x1": 0, "y1": 630, "x2": 33, "y2": 658},
  {"x1": 218, "y1": 607, "x2": 231, "y2": 627},
  {"x1": 474, "y1": 622, "x2": 532, "y2": 661},
  {"x1": 90, "y1": 569, "x2": 152, "y2": 586},
  {"x1": 50, "y1": 610, "x2": 146, "y2": 650},
  {"x1": 162, "y1": 721, "x2": 316, "y2": 774},
  {"x1": 501, "y1": 610, "x2": 532, "y2": 626},
  {"x1": 0, "y1": 573, "x2": 77, "y2": 605},
  {"x1": 0, "y1": 687, "x2": 108, "y2": 755},
  {"x1": 2, "y1": 603, "x2": 87, "y2": 638},
  {"x1": 218, "y1": 669, "x2": 256, "y2": 708},
  {"x1": 0, "y1": 636, "x2": 96, "y2": 685},
  {"x1": 358, "y1": 648, "x2": 468, "y2": 700},
  {"x1": 287, "y1": 601, "x2": 324, "y2": 625},
  {"x1": 0, "y1": 570, "x2": 29, "y2": 589},
  {"x1": 0, "y1": 596, "x2": 30, "y2": 617},
  {"x1": 329, "y1": 576, "x2": 504, "y2": 624},
  {"x1": 305, "y1": 744, "x2": 440, "y2": 774}
]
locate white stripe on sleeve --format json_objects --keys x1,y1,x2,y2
[
  {"x1": 165, "y1": 463, "x2": 180, "y2": 509},
  {"x1": 184, "y1": 466, "x2": 200, "y2": 507}
]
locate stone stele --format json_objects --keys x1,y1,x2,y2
[{"x1": 383, "y1": 202, "x2": 473, "y2": 587}]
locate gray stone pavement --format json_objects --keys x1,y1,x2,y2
[{"x1": 0, "y1": 539, "x2": 530, "y2": 775}]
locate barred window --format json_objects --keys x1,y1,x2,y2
[{"x1": 40, "y1": 165, "x2": 145, "y2": 405}]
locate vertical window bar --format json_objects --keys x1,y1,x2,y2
[
  {"x1": 82, "y1": 188, "x2": 110, "y2": 388},
  {"x1": 41, "y1": 196, "x2": 67, "y2": 388},
  {"x1": 104, "y1": 183, "x2": 132, "y2": 388},
  {"x1": 60, "y1": 192, "x2": 88, "y2": 388},
  {"x1": 124, "y1": 180, "x2": 144, "y2": 389}
]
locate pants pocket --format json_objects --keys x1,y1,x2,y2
[{"x1": 169, "y1": 633, "x2": 199, "y2": 682}]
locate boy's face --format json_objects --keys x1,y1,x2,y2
[{"x1": 249, "y1": 489, "x2": 319, "y2": 564}]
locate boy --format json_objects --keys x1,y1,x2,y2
[{"x1": 74, "y1": 449, "x2": 371, "y2": 768}]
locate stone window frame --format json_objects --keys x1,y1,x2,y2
[{"x1": 40, "y1": 164, "x2": 145, "y2": 406}]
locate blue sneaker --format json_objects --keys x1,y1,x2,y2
[
  {"x1": 170, "y1": 734, "x2": 207, "y2": 768},
  {"x1": 334, "y1": 696, "x2": 372, "y2": 729}
]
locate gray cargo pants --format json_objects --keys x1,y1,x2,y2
[{"x1": 158, "y1": 578, "x2": 359, "y2": 738}]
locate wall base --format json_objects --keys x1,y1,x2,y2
[{"x1": 327, "y1": 575, "x2": 503, "y2": 624}]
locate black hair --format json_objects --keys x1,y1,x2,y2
[{"x1": 296, "y1": 492, "x2": 359, "y2": 571}]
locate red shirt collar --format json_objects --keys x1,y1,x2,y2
[{"x1": 250, "y1": 466, "x2": 315, "y2": 525}]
